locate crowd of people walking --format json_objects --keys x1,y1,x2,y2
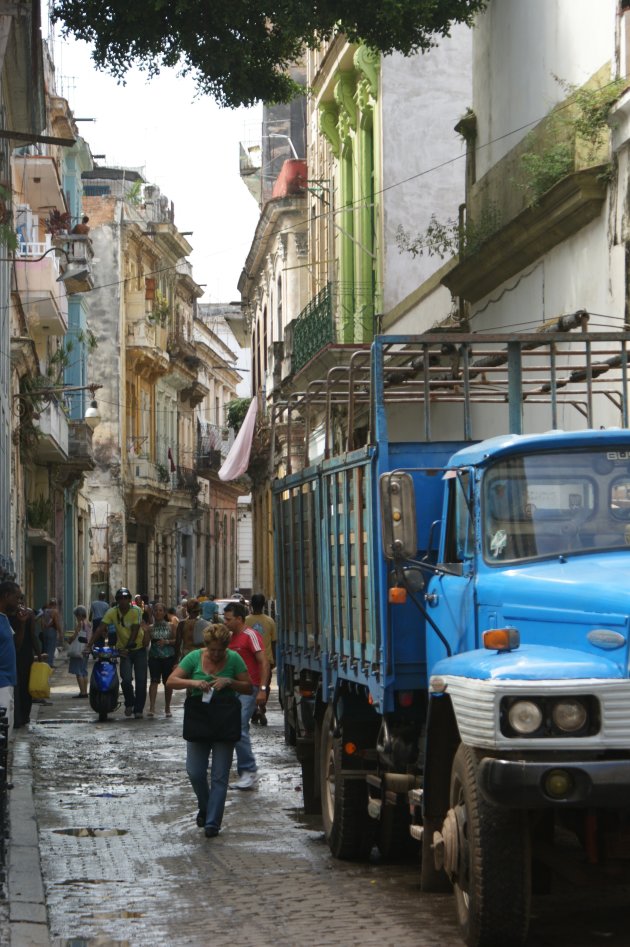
[{"x1": 0, "y1": 579, "x2": 277, "y2": 839}]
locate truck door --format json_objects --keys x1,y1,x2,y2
[{"x1": 425, "y1": 469, "x2": 477, "y2": 668}]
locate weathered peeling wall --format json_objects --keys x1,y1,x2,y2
[{"x1": 84, "y1": 201, "x2": 128, "y2": 591}]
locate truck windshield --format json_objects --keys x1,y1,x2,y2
[{"x1": 483, "y1": 449, "x2": 630, "y2": 563}]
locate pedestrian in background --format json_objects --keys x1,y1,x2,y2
[
  {"x1": 8, "y1": 589, "x2": 42, "y2": 728},
  {"x1": 0, "y1": 579, "x2": 19, "y2": 736},
  {"x1": 222, "y1": 601, "x2": 269, "y2": 789},
  {"x1": 41, "y1": 598, "x2": 62, "y2": 668},
  {"x1": 92, "y1": 588, "x2": 146, "y2": 718},
  {"x1": 147, "y1": 602, "x2": 176, "y2": 717},
  {"x1": 175, "y1": 598, "x2": 210, "y2": 657},
  {"x1": 68, "y1": 605, "x2": 92, "y2": 698},
  {"x1": 245, "y1": 593, "x2": 277, "y2": 725},
  {"x1": 167, "y1": 624, "x2": 252, "y2": 837},
  {"x1": 89, "y1": 591, "x2": 109, "y2": 634},
  {"x1": 201, "y1": 593, "x2": 219, "y2": 622},
  {"x1": 166, "y1": 607, "x2": 179, "y2": 635}
]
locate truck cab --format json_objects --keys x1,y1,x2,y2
[{"x1": 416, "y1": 429, "x2": 630, "y2": 946}]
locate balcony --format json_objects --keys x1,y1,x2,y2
[
  {"x1": 195, "y1": 424, "x2": 233, "y2": 479},
  {"x1": 15, "y1": 243, "x2": 68, "y2": 336},
  {"x1": 34, "y1": 399, "x2": 69, "y2": 461},
  {"x1": 196, "y1": 449, "x2": 222, "y2": 478},
  {"x1": 67, "y1": 419, "x2": 95, "y2": 470},
  {"x1": 126, "y1": 320, "x2": 170, "y2": 379},
  {"x1": 125, "y1": 457, "x2": 171, "y2": 519},
  {"x1": 172, "y1": 465, "x2": 201, "y2": 494},
  {"x1": 53, "y1": 234, "x2": 95, "y2": 294},
  {"x1": 442, "y1": 166, "x2": 608, "y2": 303},
  {"x1": 292, "y1": 283, "x2": 334, "y2": 373},
  {"x1": 16, "y1": 155, "x2": 65, "y2": 213}
]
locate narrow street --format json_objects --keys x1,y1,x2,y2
[
  {"x1": 11, "y1": 665, "x2": 630, "y2": 947},
  {"x1": 28, "y1": 667, "x2": 460, "y2": 947}
]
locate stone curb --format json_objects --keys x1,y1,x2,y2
[{"x1": 8, "y1": 705, "x2": 50, "y2": 947}]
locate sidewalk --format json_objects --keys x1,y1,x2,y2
[{"x1": 5, "y1": 698, "x2": 50, "y2": 947}]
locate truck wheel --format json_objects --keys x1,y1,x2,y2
[
  {"x1": 320, "y1": 705, "x2": 373, "y2": 860},
  {"x1": 420, "y1": 816, "x2": 450, "y2": 892},
  {"x1": 448, "y1": 744, "x2": 530, "y2": 947}
]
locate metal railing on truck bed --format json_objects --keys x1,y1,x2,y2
[{"x1": 270, "y1": 312, "x2": 630, "y2": 473}]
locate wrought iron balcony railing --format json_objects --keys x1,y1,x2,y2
[{"x1": 292, "y1": 283, "x2": 334, "y2": 374}]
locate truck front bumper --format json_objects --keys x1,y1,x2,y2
[{"x1": 478, "y1": 757, "x2": 630, "y2": 808}]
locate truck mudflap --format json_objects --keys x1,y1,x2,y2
[{"x1": 478, "y1": 756, "x2": 630, "y2": 808}]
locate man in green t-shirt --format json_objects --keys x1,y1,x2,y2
[{"x1": 93, "y1": 587, "x2": 146, "y2": 718}]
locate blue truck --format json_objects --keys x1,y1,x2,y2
[{"x1": 272, "y1": 323, "x2": 630, "y2": 946}]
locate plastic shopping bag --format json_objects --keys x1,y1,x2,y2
[{"x1": 29, "y1": 661, "x2": 53, "y2": 699}]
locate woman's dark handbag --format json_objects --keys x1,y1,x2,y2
[{"x1": 183, "y1": 693, "x2": 241, "y2": 743}]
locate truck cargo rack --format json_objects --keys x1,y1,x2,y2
[{"x1": 270, "y1": 312, "x2": 630, "y2": 474}]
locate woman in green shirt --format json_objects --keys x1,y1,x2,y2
[{"x1": 167, "y1": 624, "x2": 252, "y2": 837}]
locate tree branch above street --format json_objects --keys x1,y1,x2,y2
[{"x1": 51, "y1": 0, "x2": 487, "y2": 107}]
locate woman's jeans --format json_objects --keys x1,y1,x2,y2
[
  {"x1": 119, "y1": 649, "x2": 148, "y2": 713},
  {"x1": 42, "y1": 628, "x2": 58, "y2": 668},
  {"x1": 186, "y1": 740, "x2": 235, "y2": 831}
]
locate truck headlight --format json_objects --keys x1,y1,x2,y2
[
  {"x1": 508, "y1": 699, "x2": 543, "y2": 734},
  {"x1": 551, "y1": 699, "x2": 588, "y2": 733}
]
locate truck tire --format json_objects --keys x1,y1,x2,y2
[
  {"x1": 320, "y1": 705, "x2": 373, "y2": 860},
  {"x1": 449, "y1": 744, "x2": 530, "y2": 947}
]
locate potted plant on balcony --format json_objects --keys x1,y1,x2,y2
[
  {"x1": 148, "y1": 290, "x2": 170, "y2": 327},
  {"x1": 26, "y1": 493, "x2": 53, "y2": 531},
  {"x1": 156, "y1": 462, "x2": 171, "y2": 484},
  {"x1": 46, "y1": 209, "x2": 72, "y2": 236}
]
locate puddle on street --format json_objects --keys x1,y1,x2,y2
[
  {"x1": 56, "y1": 879, "x2": 116, "y2": 886},
  {"x1": 52, "y1": 828, "x2": 128, "y2": 838},
  {"x1": 87, "y1": 910, "x2": 145, "y2": 920},
  {"x1": 55, "y1": 939, "x2": 131, "y2": 946}
]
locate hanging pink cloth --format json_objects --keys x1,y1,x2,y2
[{"x1": 218, "y1": 398, "x2": 258, "y2": 481}]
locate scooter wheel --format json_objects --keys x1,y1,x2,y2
[{"x1": 98, "y1": 711, "x2": 108, "y2": 722}]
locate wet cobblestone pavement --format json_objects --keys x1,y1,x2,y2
[
  {"x1": 28, "y1": 667, "x2": 460, "y2": 947},
  {"x1": 16, "y1": 664, "x2": 630, "y2": 947}
]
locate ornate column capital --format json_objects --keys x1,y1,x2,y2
[
  {"x1": 353, "y1": 45, "x2": 380, "y2": 96},
  {"x1": 334, "y1": 71, "x2": 357, "y2": 131},
  {"x1": 319, "y1": 102, "x2": 340, "y2": 157},
  {"x1": 294, "y1": 231, "x2": 308, "y2": 257}
]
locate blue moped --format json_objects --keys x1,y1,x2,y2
[{"x1": 89, "y1": 646, "x2": 120, "y2": 722}]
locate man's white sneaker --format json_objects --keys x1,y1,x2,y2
[{"x1": 233, "y1": 772, "x2": 259, "y2": 790}]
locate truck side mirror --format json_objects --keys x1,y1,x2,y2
[{"x1": 380, "y1": 472, "x2": 417, "y2": 560}]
